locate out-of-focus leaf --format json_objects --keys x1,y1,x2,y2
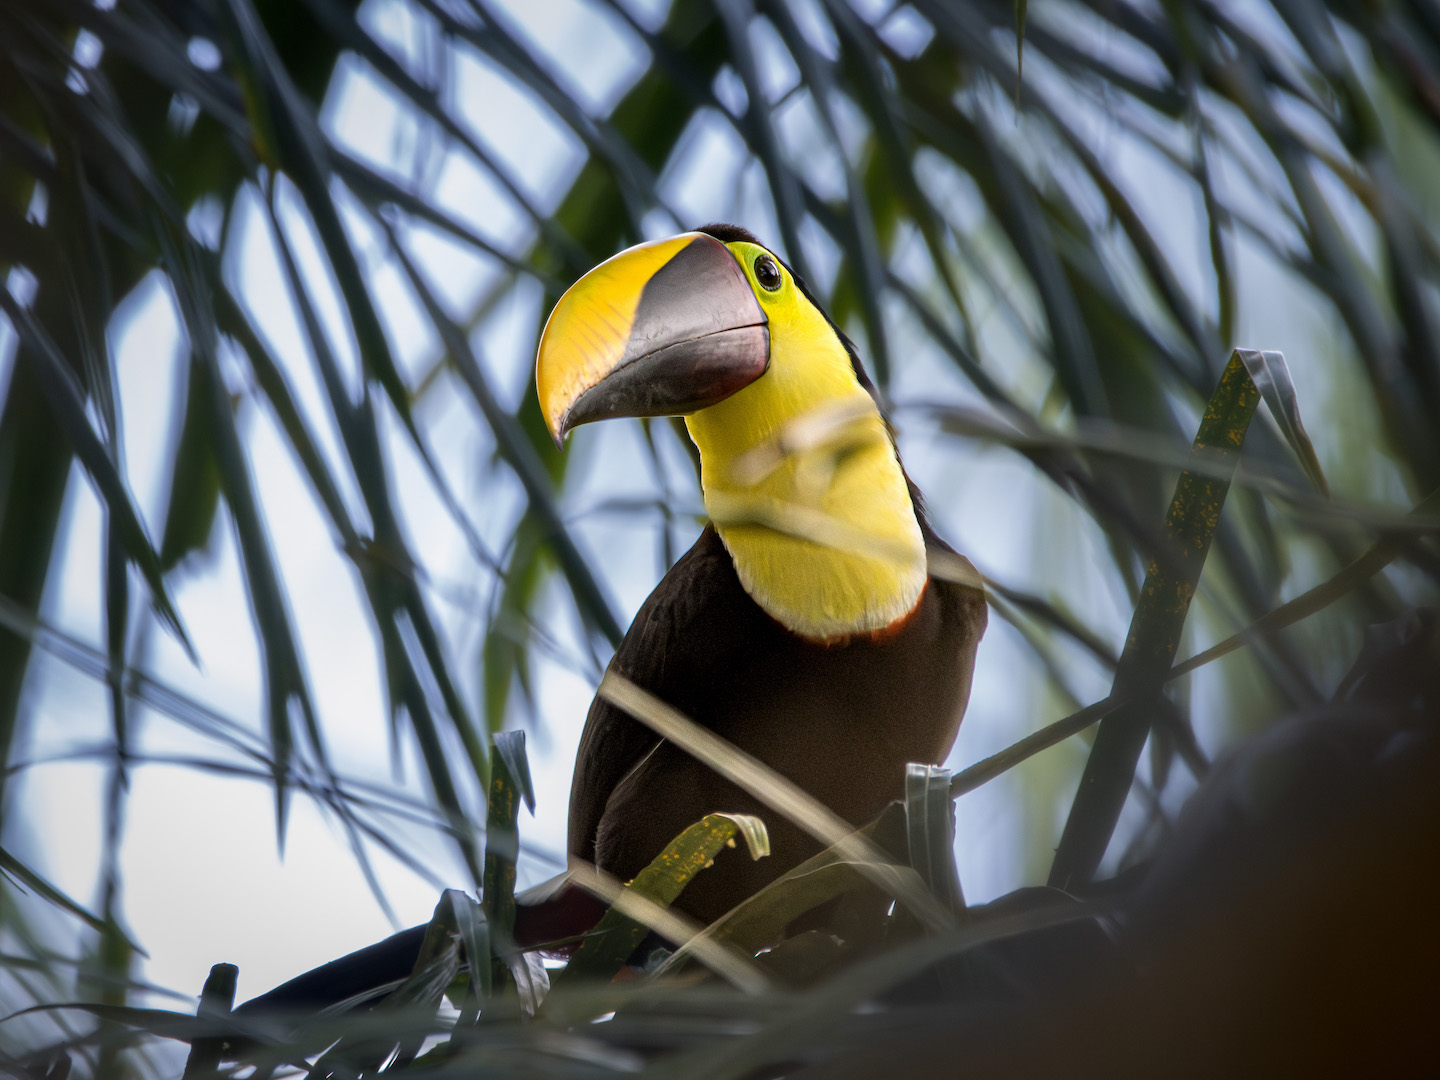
[
  {"x1": 1170, "y1": 486, "x2": 1440, "y2": 679},
  {"x1": 297, "y1": 0, "x2": 591, "y2": 273},
  {"x1": 1190, "y1": 80, "x2": 1237, "y2": 350},
  {"x1": 1042, "y1": 109, "x2": 1215, "y2": 375},
  {"x1": 665, "y1": 904, "x2": 1097, "y2": 1080},
  {"x1": 658, "y1": 803, "x2": 909, "y2": 972},
  {"x1": 315, "y1": 890, "x2": 462, "y2": 1075},
  {"x1": 981, "y1": 572, "x2": 1117, "y2": 671},
  {"x1": 493, "y1": 729, "x2": 535, "y2": 816},
  {"x1": 483, "y1": 730, "x2": 526, "y2": 997},
  {"x1": 229, "y1": 269, "x2": 486, "y2": 886},
  {"x1": 712, "y1": 0, "x2": 809, "y2": 282},
  {"x1": 1372, "y1": 157, "x2": 1440, "y2": 455},
  {"x1": 0, "y1": 845, "x2": 114, "y2": 940},
  {"x1": 159, "y1": 224, "x2": 321, "y2": 839},
  {"x1": 4, "y1": 1002, "x2": 224, "y2": 1044},
  {"x1": 389, "y1": 233, "x2": 624, "y2": 645},
  {"x1": 923, "y1": 404, "x2": 1315, "y2": 508},
  {"x1": 181, "y1": 962, "x2": 237, "y2": 1080},
  {"x1": 1234, "y1": 349, "x2": 1330, "y2": 497},
  {"x1": 971, "y1": 115, "x2": 1108, "y2": 420},
  {"x1": 215, "y1": 289, "x2": 357, "y2": 547},
  {"x1": 555, "y1": 1, "x2": 725, "y2": 256},
  {"x1": 950, "y1": 696, "x2": 1117, "y2": 800},
  {"x1": 755, "y1": 0, "x2": 890, "y2": 383},
  {"x1": 0, "y1": 293, "x2": 191, "y2": 655},
  {"x1": 429, "y1": 0, "x2": 670, "y2": 245},
  {"x1": 332, "y1": 150, "x2": 565, "y2": 291},
  {"x1": 483, "y1": 517, "x2": 546, "y2": 736},
  {"x1": 952, "y1": 483, "x2": 1440, "y2": 801},
  {"x1": 221, "y1": 0, "x2": 420, "y2": 424},
  {"x1": 263, "y1": 190, "x2": 491, "y2": 831},
  {"x1": 159, "y1": 363, "x2": 224, "y2": 571},
  {"x1": 563, "y1": 859, "x2": 771, "y2": 994},
  {"x1": 447, "y1": 890, "x2": 490, "y2": 1024},
  {"x1": 1050, "y1": 352, "x2": 1261, "y2": 890},
  {"x1": 1016, "y1": 0, "x2": 1028, "y2": 91},
  {"x1": 904, "y1": 764, "x2": 964, "y2": 913},
  {"x1": 1221, "y1": 57, "x2": 1437, "y2": 483},
  {"x1": 562, "y1": 812, "x2": 768, "y2": 984}
]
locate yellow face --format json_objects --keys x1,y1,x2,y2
[
  {"x1": 684, "y1": 241, "x2": 876, "y2": 461},
  {"x1": 685, "y1": 241, "x2": 928, "y2": 642},
  {"x1": 728, "y1": 240, "x2": 789, "y2": 298},
  {"x1": 533, "y1": 230, "x2": 927, "y2": 641}
]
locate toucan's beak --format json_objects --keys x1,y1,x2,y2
[{"x1": 536, "y1": 232, "x2": 769, "y2": 447}]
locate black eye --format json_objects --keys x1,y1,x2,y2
[{"x1": 754, "y1": 254, "x2": 783, "y2": 291}]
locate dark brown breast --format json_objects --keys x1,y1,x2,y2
[{"x1": 566, "y1": 522, "x2": 986, "y2": 926}]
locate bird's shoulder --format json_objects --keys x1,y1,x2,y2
[
  {"x1": 611, "y1": 524, "x2": 760, "y2": 687},
  {"x1": 912, "y1": 490, "x2": 989, "y2": 644},
  {"x1": 568, "y1": 525, "x2": 761, "y2": 861}
]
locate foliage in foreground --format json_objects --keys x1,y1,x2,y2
[{"x1": 12, "y1": 351, "x2": 1440, "y2": 1077}]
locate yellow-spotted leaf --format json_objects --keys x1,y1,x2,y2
[{"x1": 560, "y1": 812, "x2": 768, "y2": 983}]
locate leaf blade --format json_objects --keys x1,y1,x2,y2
[
  {"x1": 1049, "y1": 350, "x2": 1261, "y2": 889},
  {"x1": 560, "y1": 811, "x2": 769, "y2": 985}
]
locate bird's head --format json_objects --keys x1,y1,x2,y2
[
  {"x1": 536, "y1": 226, "x2": 869, "y2": 449},
  {"x1": 536, "y1": 225, "x2": 928, "y2": 641}
]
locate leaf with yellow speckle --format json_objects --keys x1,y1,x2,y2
[
  {"x1": 559, "y1": 812, "x2": 768, "y2": 983},
  {"x1": 1050, "y1": 351, "x2": 1261, "y2": 890}
]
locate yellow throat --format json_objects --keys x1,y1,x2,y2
[{"x1": 685, "y1": 242, "x2": 928, "y2": 642}]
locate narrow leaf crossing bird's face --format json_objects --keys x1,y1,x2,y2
[{"x1": 536, "y1": 231, "x2": 813, "y2": 445}]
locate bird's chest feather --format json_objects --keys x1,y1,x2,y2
[
  {"x1": 664, "y1": 544, "x2": 981, "y2": 823},
  {"x1": 586, "y1": 525, "x2": 985, "y2": 918}
]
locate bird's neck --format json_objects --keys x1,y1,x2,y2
[{"x1": 684, "y1": 319, "x2": 927, "y2": 643}]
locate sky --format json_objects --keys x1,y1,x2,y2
[{"x1": 0, "y1": 0, "x2": 1382, "y2": 1042}]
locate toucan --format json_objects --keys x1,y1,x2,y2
[
  {"x1": 538, "y1": 224, "x2": 986, "y2": 925},
  {"x1": 235, "y1": 224, "x2": 984, "y2": 1019}
]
